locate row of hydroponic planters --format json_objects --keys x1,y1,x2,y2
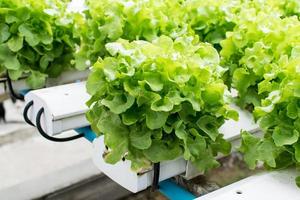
[
  {"x1": 1, "y1": 0, "x2": 299, "y2": 88},
  {"x1": 1, "y1": 0, "x2": 300, "y2": 186}
]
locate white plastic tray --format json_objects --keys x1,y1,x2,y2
[{"x1": 198, "y1": 169, "x2": 300, "y2": 200}]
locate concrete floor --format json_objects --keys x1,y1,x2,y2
[{"x1": 0, "y1": 99, "x2": 101, "y2": 200}]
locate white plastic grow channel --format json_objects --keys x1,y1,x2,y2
[
  {"x1": 197, "y1": 169, "x2": 300, "y2": 200},
  {"x1": 23, "y1": 82, "x2": 262, "y2": 193},
  {"x1": 23, "y1": 82, "x2": 259, "y2": 137},
  {"x1": 92, "y1": 136, "x2": 188, "y2": 193},
  {"x1": 24, "y1": 82, "x2": 89, "y2": 135},
  {"x1": 0, "y1": 69, "x2": 89, "y2": 98},
  {"x1": 91, "y1": 110, "x2": 260, "y2": 193}
]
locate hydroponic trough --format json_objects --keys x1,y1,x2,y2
[{"x1": 23, "y1": 82, "x2": 261, "y2": 193}]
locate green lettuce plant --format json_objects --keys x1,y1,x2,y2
[
  {"x1": 86, "y1": 35, "x2": 238, "y2": 172},
  {"x1": 220, "y1": 10, "x2": 300, "y2": 183},
  {"x1": 74, "y1": 0, "x2": 191, "y2": 70},
  {"x1": 183, "y1": 0, "x2": 241, "y2": 49},
  {"x1": 0, "y1": 0, "x2": 79, "y2": 88}
]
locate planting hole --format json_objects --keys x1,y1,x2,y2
[{"x1": 236, "y1": 190, "x2": 243, "y2": 194}]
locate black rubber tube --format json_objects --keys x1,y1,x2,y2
[
  {"x1": 36, "y1": 107, "x2": 84, "y2": 142},
  {"x1": 23, "y1": 100, "x2": 35, "y2": 126},
  {"x1": 6, "y1": 73, "x2": 24, "y2": 101},
  {"x1": 151, "y1": 162, "x2": 160, "y2": 191}
]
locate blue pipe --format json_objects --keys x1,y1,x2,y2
[
  {"x1": 74, "y1": 126, "x2": 97, "y2": 142},
  {"x1": 159, "y1": 179, "x2": 196, "y2": 200}
]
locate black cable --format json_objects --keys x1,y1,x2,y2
[
  {"x1": 36, "y1": 107, "x2": 84, "y2": 142},
  {"x1": 0, "y1": 77, "x2": 7, "y2": 83},
  {"x1": 0, "y1": 102, "x2": 6, "y2": 123},
  {"x1": 23, "y1": 100, "x2": 35, "y2": 126},
  {"x1": 6, "y1": 73, "x2": 24, "y2": 101},
  {"x1": 151, "y1": 162, "x2": 160, "y2": 191}
]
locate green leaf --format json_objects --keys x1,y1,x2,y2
[
  {"x1": 186, "y1": 129, "x2": 207, "y2": 158},
  {"x1": 296, "y1": 176, "x2": 300, "y2": 188},
  {"x1": 0, "y1": 23, "x2": 10, "y2": 42},
  {"x1": 97, "y1": 111, "x2": 129, "y2": 164},
  {"x1": 26, "y1": 71, "x2": 47, "y2": 89},
  {"x1": 166, "y1": 90, "x2": 184, "y2": 106},
  {"x1": 8, "y1": 69, "x2": 23, "y2": 80},
  {"x1": 272, "y1": 126, "x2": 299, "y2": 146},
  {"x1": 122, "y1": 108, "x2": 140, "y2": 126},
  {"x1": 151, "y1": 97, "x2": 174, "y2": 112},
  {"x1": 143, "y1": 73, "x2": 164, "y2": 92},
  {"x1": 137, "y1": 91, "x2": 161, "y2": 107},
  {"x1": 174, "y1": 121, "x2": 187, "y2": 141},
  {"x1": 101, "y1": 94, "x2": 135, "y2": 114},
  {"x1": 127, "y1": 150, "x2": 151, "y2": 172},
  {"x1": 4, "y1": 56, "x2": 20, "y2": 70},
  {"x1": 86, "y1": 68, "x2": 107, "y2": 96},
  {"x1": 293, "y1": 142, "x2": 300, "y2": 162},
  {"x1": 129, "y1": 126, "x2": 152, "y2": 150},
  {"x1": 239, "y1": 131, "x2": 261, "y2": 169},
  {"x1": 184, "y1": 94, "x2": 201, "y2": 111},
  {"x1": 86, "y1": 103, "x2": 104, "y2": 134},
  {"x1": 232, "y1": 68, "x2": 257, "y2": 95},
  {"x1": 226, "y1": 109, "x2": 239, "y2": 121},
  {"x1": 257, "y1": 139, "x2": 277, "y2": 168},
  {"x1": 143, "y1": 140, "x2": 182, "y2": 163},
  {"x1": 18, "y1": 47, "x2": 36, "y2": 62},
  {"x1": 105, "y1": 137, "x2": 128, "y2": 164},
  {"x1": 146, "y1": 110, "x2": 168, "y2": 130},
  {"x1": 287, "y1": 101, "x2": 298, "y2": 119},
  {"x1": 202, "y1": 83, "x2": 225, "y2": 105},
  {"x1": 39, "y1": 55, "x2": 53, "y2": 71},
  {"x1": 7, "y1": 35, "x2": 23, "y2": 52},
  {"x1": 0, "y1": 44, "x2": 11, "y2": 58},
  {"x1": 178, "y1": 102, "x2": 196, "y2": 123},
  {"x1": 192, "y1": 150, "x2": 220, "y2": 172},
  {"x1": 18, "y1": 24, "x2": 39, "y2": 46},
  {"x1": 74, "y1": 53, "x2": 90, "y2": 70},
  {"x1": 197, "y1": 115, "x2": 220, "y2": 141},
  {"x1": 211, "y1": 135, "x2": 232, "y2": 156}
]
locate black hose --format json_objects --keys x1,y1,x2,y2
[
  {"x1": 6, "y1": 73, "x2": 24, "y2": 101},
  {"x1": 151, "y1": 162, "x2": 160, "y2": 191},
  {"x1": 23, "y1": 100, "x2": 35, "y2": 126},
  {"x1": 36, "y1": 107, "x2": 84, "y2": 142}
]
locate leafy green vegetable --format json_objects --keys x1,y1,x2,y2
[
  {"x1": 226, "y1": 8, "x2": 300, "y2": 176},
  {"x1": 73, "y1": 0, "x2": 191, "y2": 70},
  {"x1": 183, "y1": 0, "x2": 241, "y2": 49},
  {"x1": 74, "y1": 0, "x2": 244, "y2": 68},
  {"x1": 0, "y1": 0, "x2": 79, "y2": 88},
  {"x1": 86, "y1": 36, "x2": 237, "y2": 172}
]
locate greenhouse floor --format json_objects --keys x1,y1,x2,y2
[{"x1": 0, "y1": 99, "x2": 101, "y2": 199}]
